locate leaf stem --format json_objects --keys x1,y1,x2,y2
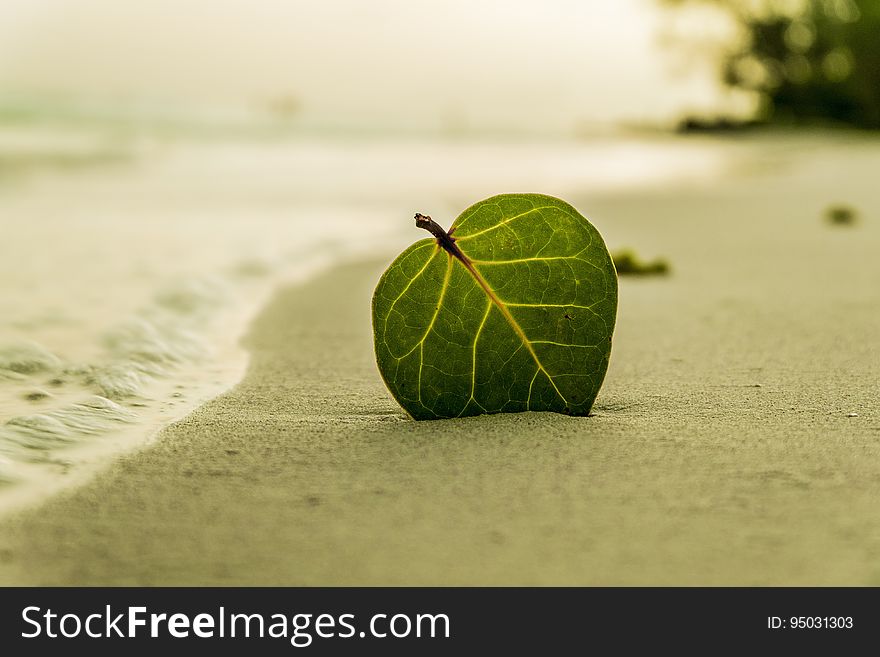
[{"x1": 414, "y1": 213, "x2": 467, "y2": 262}]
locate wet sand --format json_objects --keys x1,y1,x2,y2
[{"x1": 2, "y1": 153, "x2": 880, "y2": 585}]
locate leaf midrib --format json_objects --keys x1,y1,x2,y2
[{"x1": 451, "y1": 252, "x2": 570, "y2": 409}]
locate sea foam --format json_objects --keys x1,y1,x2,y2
[{"x1": 0, "y1": 276, "x2": 236, "y2": 480}]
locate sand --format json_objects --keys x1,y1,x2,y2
[{"x1": 2, "y1": 138, "x2": 880, "y2": 585}]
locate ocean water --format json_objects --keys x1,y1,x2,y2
[{"x1": 0, "y1": 124, "x2": 729, "y2": 512}]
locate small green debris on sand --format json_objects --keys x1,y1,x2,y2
[
  {"x1": 612, "y1": 250, "x2": 670, "y2": 277},
  {"x1": 23, "y1": 388, "x2": 51, "y2": 402},
  {"x1": 826, "y1": 205, "x2": 858, "y2": 226}
]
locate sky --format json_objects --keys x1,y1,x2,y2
[{"x1": 0, "y1": 0, "x2": 733, "y2": 134}]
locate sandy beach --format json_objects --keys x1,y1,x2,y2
[{"x1": 2, "y1": 139, "x2": 879, "y2": 585}]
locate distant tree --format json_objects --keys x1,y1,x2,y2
[{"x1": 663, "y1": 0, "x2": 880, "y2": 128}]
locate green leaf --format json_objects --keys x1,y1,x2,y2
[{"x1": 372, "y1": 193, "x2": 618, "y2": 420}]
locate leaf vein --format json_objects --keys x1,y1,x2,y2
[
  {"x1": 455, "y1": 205, "x2": 555, "y2": 242},
  {"x1": 415, "y1": 254, "x2": 454, "y2": 409},
  {"x1": 457, "y1": 299, "x2": 493, "y2": 418},
  {"x1": 530, "y1": 340, "x2": 598, "y2": 348},
  {"x1": 383, "y1": 243, "x2": 441, "y2": 349}
]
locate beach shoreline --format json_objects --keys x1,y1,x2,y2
[
  {"x1": 1, "y1": 129, "x2": 724, "y2": 505},
  {"x1": 2, "y1": 197, "x2": 879, "y2": 584}
]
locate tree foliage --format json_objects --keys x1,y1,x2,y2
[{"x1": 665, "y1": 0, "x2": 880, "y2": 128}]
